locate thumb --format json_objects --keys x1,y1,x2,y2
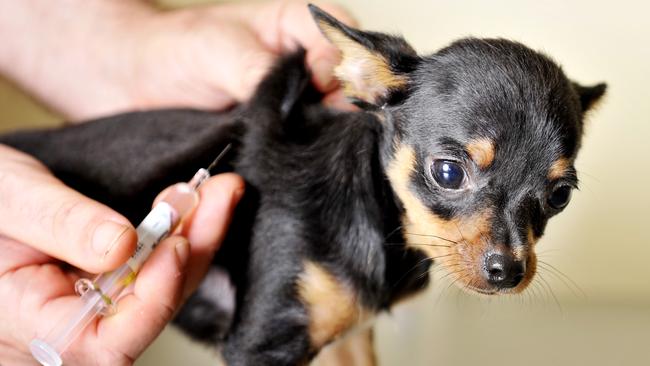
[{"x1": 0, "y1": 145, "x2": 136, "y2": 273}]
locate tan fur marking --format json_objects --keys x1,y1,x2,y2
[
  {"x1": 517, "y1": 251, "x2": 537, "y2": 294},
  {"x1": 298, "y1": 261, "x2": 365, "y2": 349},
  {"x1": 386, "y1": 146, "x2": 492, "y2": 251},
  {"x1": 527, "y1": 226, "x2": 536, "y2": 243},
  {"x1": 312, "y1": 328, "x2": 376, "y2": 366},
  {"x1": 513, "y1": 244, "x2": 526, "y2": 262},
  {"x1": 387, "y1": 146, "x2": 493, "y2": 291},
  {"x1": 513, "y1": 227, "x2": 538, "y2": 293},
  {"x1": 318, "y1": 22, "x2": 407, "y2": 103},
  {"x1": 466, "y1": 138, "x2": 496, "y2": 169},
  {"x1": 549, "y1": 158, "x2": 570, "y2": 180},
  {"x1": 386, "y1": 145, "x2": 538, "y2": 294}
]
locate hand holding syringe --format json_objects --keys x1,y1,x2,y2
[{"x1": 29, "y1": 145, "x2": 232, "y2": 366}]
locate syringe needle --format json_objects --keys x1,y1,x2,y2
[{"x1": 206, "y1": 143, "x2": 232, "y2": 173}]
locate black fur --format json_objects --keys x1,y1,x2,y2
[{"x1": 0, "y1": 7, "x2": 605, "y2": 365}]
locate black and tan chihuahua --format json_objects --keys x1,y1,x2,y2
[{"x1": 0, "y1": 5, "x2": 606, "y2": 365}]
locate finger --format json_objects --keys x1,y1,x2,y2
[
  {"x1": 97, "y1": 235, "x2": 189, "y2": 361},
  {"x1": 179, "y1": 173, "x2": 244, "y2": 299},
  {"x1": 194, "y1": 19, "x2": 278, "y2": 102},
  {"x1": 322, "y1": 88, "x2": 359, "y2": 111},
  {"x1": 0, "y1": 234, "x2": 50, "y2": 275},
  {"x1": 0, "y1": 146, "x2": 137, "y2": 273},
  {"x1": 249, "y1": 1, "x2": 358, "y2": 92}
]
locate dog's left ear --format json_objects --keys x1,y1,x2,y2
[
  {"x1": 309, "y1": 4, "x2": 420, "y2": 107},
  {"x1": 573, "y1": 82, "x2": 607, "y2": 113}
]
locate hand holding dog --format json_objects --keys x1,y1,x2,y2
[
  {"x1": 0, "y1": 145, "x2": 244, "y2": 365},
  {"x1": 0, "y1": 0, "x2": 357, "y2": 121},
  {"x1": 0, "y1": 1, "x2": 355, "y2": 364}
]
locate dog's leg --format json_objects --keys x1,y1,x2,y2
[
  {"x1": 173, "y1": 266, "x2": 236, "y2": 343},
  {"x1": 221, "y1": 254, "x2": 373, "y2": 366},
  {"x1": 311, "y1": 328, "x2": 376, "y2": 366}
]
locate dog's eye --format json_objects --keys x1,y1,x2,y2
[
  {"x1": 548, "y1": 185, "x2": 572, "y2": 209},
  {"x1": 431, "y1": 160, "x2": 466, "y2": 189}
]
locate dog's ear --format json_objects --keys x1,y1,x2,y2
[
  {"x1": 309, "y1": 4, "x2": 420, "y2": 107},
  {"x1": 573, "y1": 82, "x2": 607, "y2": 113}
]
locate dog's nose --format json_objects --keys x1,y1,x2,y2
[{"x1": 484, "y1": 253, "x2": 524, "y2": 289}]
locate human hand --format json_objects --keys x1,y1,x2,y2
[
  {"x1": 127, "y1": 0, "x2": 358, "y2": 114},
  {"x1": 0, "y1": 145, "x2": 244, "y2": 365},
  {"x1": 0, "y1": 0, "x2": 358, "y2": 121}
]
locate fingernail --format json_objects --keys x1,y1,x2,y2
[
  {"x1": 174, "y1": 238, "x2": 190, "y2": 267},
  {"x1": 233, "y1": 187, "x2": 245, "y2": 205},
  {"x1": 229, "y1": 188, "x2": 245, "y2": 212},
  {"x1": 312, "y1": 58, "x2": 337, "y2": 91},
  {"x1": 93, "y1": 221, "x2": 131, "y2": 258}
]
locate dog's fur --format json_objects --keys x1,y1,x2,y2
[{"x1": 0, "y1": 5, "x2": 605, "y2": 365}]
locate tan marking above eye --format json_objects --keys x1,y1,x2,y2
[
  {"x1": 548, "y1": 158, "x2": 571, "y2": 180},
  {"x1": 297, "y1": 261, "x2": 368, "y2": 349},
  {"x1": 466, "y1": 138, "x2": 496, "y2": 169}
]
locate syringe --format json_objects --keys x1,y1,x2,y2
[{"x1": 29, "y1": 145, "x2": 231, "y2": 366}]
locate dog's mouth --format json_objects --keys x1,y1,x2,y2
[
  {"x1": 437, "y1": 251, "x2": 538, "y2": 296},
  {"x1": 462, "y1": 285, "x2": 498, "y2": 295},
  {"x1": 463, "y1": 283, "x2": 522, "y2": 296},
  {"x1": 400, "y1": 224, "x2": 538, "y2": 296},
  {"x1": 403, "y1": 227, "x2": 538, "y2": 296}
]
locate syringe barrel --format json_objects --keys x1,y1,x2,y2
[{"x1": 127, "y1": 182, "x2": 199, "y2": 272}]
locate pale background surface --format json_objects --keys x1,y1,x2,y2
[{"x1": 1, "y1": 0, "x2": 648, "y2": 365}]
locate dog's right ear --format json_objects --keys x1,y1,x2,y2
[
  {"x1": 309, "y1": 4, "x2": 420, "y2": 108},
  {"x1": 572, "y1": 82, "x2": 607, "y2": 114}
]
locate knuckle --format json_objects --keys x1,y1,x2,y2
[
  {"x1": 156, "y1": 300, "x2": 177, "y2": 326},
  {"x1": 50, "y1": 198, "x2": 94, "y2": 248}
]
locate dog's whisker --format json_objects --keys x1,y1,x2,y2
[
  {"x1": 521, "y1": 287, "x2": 530, "y2": 307},
  {"x1": 530, "y1": 279, "x2": 545, "y2": 307},
  {"x1": 529, "y1": 285, "x2": 539, "y2": 309},
  {"x1": 452, "y1": 222, "x2": 467, "y2": 243},
  {"x1": 435, "y1": 272, "x2": 461, "y2": 307},
  {"x1": 526, "y1": 281, "x2": 540, "y2": 308},
  {"x1": 435, "y1": 268, "x2": 458, "y2": 283},
  {"x1": 537, "y1": 248, "x2": 563, "y2": 259},
  {"x1": 390, "y1": 253, "x2": 457, "y2": 290},
  {"x1": 384, "y1": 225, "x2": 404, "y2": 240},
  {"x1": 537, "y1": 260, "x2": 586, "y2": 298},
  {"x1": 429, "y1": 264, "x2": 461, "y2": 282},
  {"x1": 537, "y1": 266, "x2": 584, "y2": 301},
  {"x1": 537, "y1": 272, "x2": 563, "y2": 314},
  {"x1": 383, "y1": 242, "x2": 451, "y2": 248},
  {"x1": 402, "y1": 231, "x2": 459, "y2": 244},
  {"x1": 454, "y1": 273, "x2": 476, "y2": 306}
]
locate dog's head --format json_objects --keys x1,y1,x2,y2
[{"x1": 310, "y1": 5, "x2": 605, "y2": 295}]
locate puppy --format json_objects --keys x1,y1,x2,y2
[{"x1": 0, "y1": 5, "x2": 606, "y2": 365}]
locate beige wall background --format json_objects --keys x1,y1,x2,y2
[{"x1": 1, "y1": 0, "x2": 648, "y2": 365}]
